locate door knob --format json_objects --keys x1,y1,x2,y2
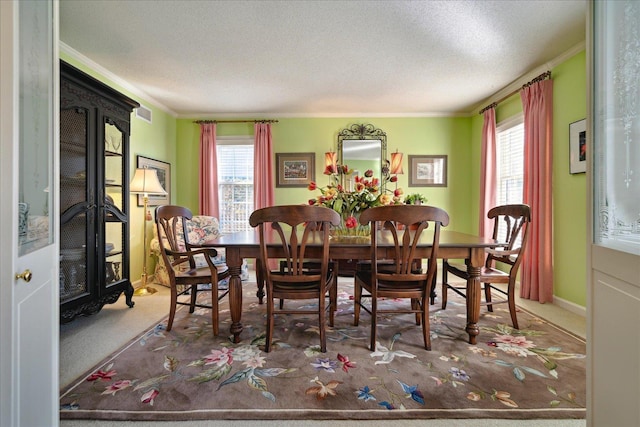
[{"x1": 15, "y1": 269, "x2": 32, "y2": 282}]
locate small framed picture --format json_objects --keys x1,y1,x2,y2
[
  {"x1": 409, "y1": 155, "x2": 448, "y2": 187},
  {"x1": 569, "y1": 119, "x2": 586, "y2": 174},
  {"x1": 136, "y1": 155, "x2": 171, "y2": 206},
  {"x1": 276, "y1": 152, "x2": 316, "y2": 187}
]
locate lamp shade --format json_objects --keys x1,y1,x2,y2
[
  {"x1": 129, "y1": 168, "x2": 167, "y2": 195},
  {"x1": 324, "y1": 151, "x2": 337, "y2": 174},
  {"x1": 390, "y1": 150, "x2": 404, "y2": 175}
]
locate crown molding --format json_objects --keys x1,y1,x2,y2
[
  {"x1": 471, "y1": 41, "x2": 586, "y2": 115},
  {"x1": 59, "y1": 41, "x2": 178, "y2": 118}
]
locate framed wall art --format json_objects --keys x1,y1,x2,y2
[
  {"x1": 408, "y1": 155, "x2": 448, "y2": 187},
  {"x1": 276, "y1": 152, "x2": 315, "y2": 187},
  {"x1": 569, "y1": 119, "x2": 586, "y2": 174},
  {"x1": 136, "y1": 155, "x2": 171, "y2": 206}
]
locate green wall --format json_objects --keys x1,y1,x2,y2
[
  {"x1": 65, "y1": 48, "x2": 587, "y2": 309},
  {"x1": 550, "y1": 51, "x2": 587, "y2": 306},
  {"x1": 176, "y1": 117, "x2": 474, "y2": 233}
]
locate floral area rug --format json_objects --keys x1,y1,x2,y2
[{"x1": 60, "y1": 280, "x2": 586, "y2": 421}]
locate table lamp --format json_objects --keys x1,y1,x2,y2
[{"x1": 390, "y1": 149, "x2": 404, "y2": 190}]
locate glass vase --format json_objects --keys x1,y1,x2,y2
[{"x1": 332, "y1": 210, "x2": 371, "y2": 239}]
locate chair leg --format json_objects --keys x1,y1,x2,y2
[
  {"x1": 211, "y1": 286, "x2": 219, "y2": 336},
  {"x1": 167, "y1": 287, "x2": 178, "y2": 331},
  {"x1": 507, "y1": 280, "x2": 519, "y2": 329},
  {"x1": 484, "y1": 282, "x2": 494, "y2": 312},
  {"x1": 265, "y1": 297, "x2": 274, "y2": 353},
  {"x1": 421, "y1": 296, "x2": 431, "y2": 350},
  {"x1": 353, "y1": 278, "x2": 361, "y2": 326},
  {"x1": 329, "y1": 278, "x2": 336, "y2": 327},
  {"x1": 441, "y1": 262, "x2": 449, "y2": 309},
  {"x1": 369, "y1": 296, "x2": 377, "y2": 352},
  {"x1": 429, "y1": 261, "x2": 438, "y2": 305},
  {"x1": 412, "y1": 298, "x2": 421, "y2": 325},
  {"x1": 319, "y1": 293, "x2": 327, "y2": 353},
  {"x1": 332, "y1": 263, "x2": 339, "y2": 314},
  {"x1": 189, "y1": 285, "x2": 198, "y2": 313}
]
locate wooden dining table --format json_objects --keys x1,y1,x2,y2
[{"x1": 204, "y1": 229, "x2": 499, "y2": 345}]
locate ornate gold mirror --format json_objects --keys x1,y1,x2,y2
[{"x1": 337, "y1": 124, "x2": 388, "y2": 190}]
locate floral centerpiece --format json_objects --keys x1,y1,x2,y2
[{"x1": 307, "y1": 163, "x2": 403, "y2": 237}]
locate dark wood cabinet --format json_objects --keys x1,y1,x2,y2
[{"x1": 59, "y1": 61, "x2": 139, "y2": 323}]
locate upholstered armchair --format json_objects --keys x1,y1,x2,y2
[{"x1": 150, "y1": 215, "x2": 249, "y2": 287}]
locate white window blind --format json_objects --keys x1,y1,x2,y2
[
  {"x1": 496, "y1": 118, "x2": 524, "y2": 206},
  {"x1": 216, "y1": 139, "x2": 254, "y2": 233},
  {"x1": 495, "y1": 117, "x2": 524, "y2": 242}
]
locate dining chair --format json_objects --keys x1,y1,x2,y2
[
  {"x1": 354, "y1": 205, "x2": 449, "y2": 351},
  {"x1": 249, "y1": 205, "x2": 341, "y2": 353},
  {"x1": 441, "y1": 204, "x2": 531, "y2": 329},
  {"x1": 278, "y1": 221, "x2": 339, "y2": 309},
  {"x1": 155, "y1": 205, "x2": 230, "y2": 335}
]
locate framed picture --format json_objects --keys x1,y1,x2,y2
[
  {"x1": 569, "y1": 119, "x2": 587, "y2": 174},
  {"x1": 408, "y1": 155, "x2": 448, "y2": 187},
  {"x1": 276, "y1": 152, "x2": 315, "y2": 187},
  {"x1": 136, "y1": 155, "x2": 171, "y2": 206}
]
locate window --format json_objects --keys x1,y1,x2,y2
[
  {"x1": 495, "y1": 116, "x2": 524, "y2": 242},
  {"x1": 217, "y1": 137, "x2": 254, "y2": 233}
]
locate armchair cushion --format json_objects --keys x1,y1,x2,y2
[{"x1": 150, "y1": 215, "x2": 249, "y2": 287}]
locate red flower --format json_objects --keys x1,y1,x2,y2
[
  {"x1": 308, "y1": 182, "x2": 317, "y2": 191},
  {"x1": 364, "y1": 169, "x2": 374, "y2": 177},
  {"x1": 344, "y1": 216, "x2": 358, "y2": 229},
  {"x1": 337, "y1": 353, "x2": 357, "y2": 373}
]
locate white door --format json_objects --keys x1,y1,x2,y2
[
  {"x1": 588, "y1": 2, "x2": 640, "y2": 427},
  {"x1": 0, "y1": 1, "x2": 59, "y2": 426}
]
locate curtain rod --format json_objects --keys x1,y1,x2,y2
[
  {"x1": 193, "y1": 119, "x2": 279, "y2": 124},
  {"x1": 479, "y1": 70, "x2": 551, "y2": 115}
]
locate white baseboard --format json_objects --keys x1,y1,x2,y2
[{"x1": 552, "y1": 294, "x2": 586, "y2": 317}]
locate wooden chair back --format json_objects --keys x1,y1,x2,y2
[
  {"x1": 486, "y1": 203, "x2": 531, "y2": 272},
  {"x1": 250, "y1": 205, "x2": 340, "y2": 290},
  {"x1": 361, "y1": 205, "x2": 449, "y2": 291},
  {"x1": 155, "y1": 205, "x2": 195, "y2": 275}
]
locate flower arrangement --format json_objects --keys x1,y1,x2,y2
[{"x1": 308, "y1": 165, "x2": 403, "y2": 236}]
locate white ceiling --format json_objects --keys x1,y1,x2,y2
[{"x1": 59, "y1": 0, "x2": 586, "y2": 118}]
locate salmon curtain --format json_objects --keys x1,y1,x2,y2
[
  {"x1": 520, "y1": 79, "x2": 554, "y2": 303},
  {"x1": 253, "y1": 122, "x2": 274, "y2": 209},
  {"x1": 479, "y1": 106, "x2": 497, "y2": 238},
  {"x1": 198, "y1": 123, "x2": 220, "y2": 218}
]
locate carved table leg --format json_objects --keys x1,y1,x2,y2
[
  {"x1": 255, "y1": 262, "x2": 265, "y2": 304},
  {"x1": 225, "y1": 247, "x2": 244, "y2": 343},
  {"x1": 465, "y1": 247, "x2": 485, "y2": 344},
  {"x1": 465, "y1": 265, "x2": 481, "y2": 344}
]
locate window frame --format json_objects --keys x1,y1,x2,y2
[
  {"x1": 495, "y1": 115, "x2": 524, "y2": 243},
  {"x1": 495, "y1": 114, "x2": 524, "y2": 207},
  {"x1": 216, "y1": 136, "x2": 254, "y2": 234}
]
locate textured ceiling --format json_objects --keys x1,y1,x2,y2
[{"x1": 59, "y1": 0, "x2": 586, "y2": 117}]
